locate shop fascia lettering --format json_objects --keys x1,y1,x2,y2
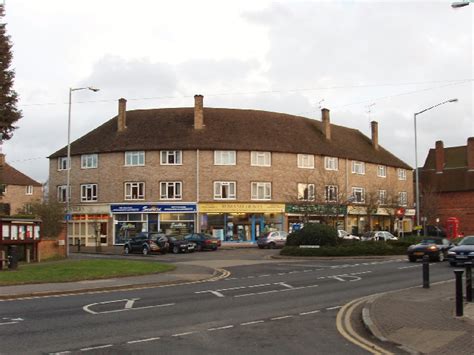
[
  {"x1": 110, "y1": 204, "x2": 197, "y2": 213},
  {"x1": 286, "y1": 204, "x2": 347, "y2": 216},
  {"x1": 199, "y1": 203, "x2": 285, "y2": 213}
]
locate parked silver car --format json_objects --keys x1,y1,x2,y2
[
  {"x1": 361, "y1": 231, "x2": 398, "y2": 241},
  {"x1": 257, "y1": 231, "x2": 288, "y2": 249},
  {"x1": 337, "y1": 230, "x2": 360, "y2": 241}
]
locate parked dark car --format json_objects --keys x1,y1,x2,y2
[
  {"x1": 165, "y1": 236, "x2": 196, "y2": 254},
  {"x1": 123, "y1": 232, "x2": 169, "y2": 255},
  {"x1": 257, "y1": 231, "x2": 288, "y2": 249},
  {"x1": 407, "y1": 237, "x2": 452, "y2": 262},
  {"x1": 421, "y1": 225, "x2": 447, "y2": 238},
  {"x1": 447, "y1": 236, "x2": 474, "y2": 266},
  {"x1": 184, "y1": 233, "x2": 220, "y2": 251}
]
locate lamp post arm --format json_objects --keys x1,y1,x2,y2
[{"x1": 415, "y1": 99, "x2": 458, "y2": 116}]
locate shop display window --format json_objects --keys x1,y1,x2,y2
[{"x1": 2, "y1": 225, "x2": 9, "y2": 240}]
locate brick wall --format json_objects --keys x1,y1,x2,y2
[
  {"x1": 2, "y1": 184, "x2": 42, "y2": 215},
  {"x1": 436, "y1": 191, "x2": 474, "y2": 234},
  {"x1": 38, "y1": 225, "x2": 66, "y2": 261}
]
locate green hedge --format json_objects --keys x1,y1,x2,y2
[
  {"x1": 281, "y1": 241, "x2": 407, "y2": 257},
  {"x1": 286, "y1": 224, "x2": 338, "y2": 247}
]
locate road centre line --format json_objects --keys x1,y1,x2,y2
[
  {"x1": 327, "y1": 306, "x2": 342, "y2": 310},
  {"x1": 172, "y1": 331, "x2": 197, "y2": 337},
  {"x1": 241, "y1": 320, "x2": 265, "y2": 326},
  {"x1": 80, "y1": 344, "x2": 113, "y2": 352},
  {"x1": 271, "y1": 315, "x2": 293, "y2": 320},
  {"x1": 234, "y1": 284, "x2": 319, "y2": 298},
  {"x1": 127, "y1": 337, "x2": 161, "y2": 344},
  {"x1": 208, "y1": 325, "x2": 234, "y2": 331},
  {"x1": 300, "y1": 310, "x2": 321, "y2": 315}
]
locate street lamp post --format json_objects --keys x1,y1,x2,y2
[
  {"x1": 66, "y1": 87, "x2": 99, "y2": 257},
  {"x1": 414, "y1": 98, "x2": 458, "y2": 235},
  {"x1": 452, "y1": 0, "x2": 474, "y2": 8}
]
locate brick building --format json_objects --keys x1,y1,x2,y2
[
  {"x1": 419, "y1": 138, "x2": 474, "y2": 235},
  {"x1": 0, "y1": 153, "x2": 43, "y2": 215},
  {"x1": 48, "y1": 96, "x2": 413, "y2": 246}
]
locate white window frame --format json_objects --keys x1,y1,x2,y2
[
  {"x1": 251, "y1": 151, "x2": 271, "y2": 167},
  {"x1": 80, "y1": 184, "x2": 98, "y2": 202},
  {"x1": 377, "y1": 165, "x2": 387, "y2": 178},
  {"x1": 125, "y1": 151, "x2": 145, "y2": 166},
  {"x1": 325, "y1": 185, "x2": 339, "y2": 202},
  {"x1": 214, "y1": 150, "x2": 236, "y2": 165},
  {"x1": 213, "y1": 181, "x2": 236, "y2": 200},
  {"x1": 125, "y1": 182, "x2": 145, "y2": 200},
  {"x1": 398, "y1": 191, "x2": 408, "y2": 206},
  {"x1": 160, "y1": 181, "x2": 182, "y2": 200},
  {"x1": 324, "y1": 157, "x2": 338, "y2": 171},
  {"x1": 160, "y1": 150, "x2": 182, "y2": 165},
  {"x1": 351, "y1": 161, "x2": 365, "y2": 175},
  {"x1": 25, "y1": 185, "x2": 33, "y2": 195},
  {"x1": 251, "y1": 182, "x2": 271, "y2": 201},
  {"x1": 297, "y1": 154, "x2": 314, "y2": 169},
  {"x1": 378, "y1": 190, "x2": 387, "y2": 205},
  {"x1": 297, "y1": 183, "x2": 315, "y2": 201},
  {"x1": 81, "y1": 154, "x2": 98, "y2": 169},
  {"x1": 398, "y1": 168, "x2": 407, "y2": 181},
  {"x1": 58, "y1": 157, "x2": 69, "y2": 171},
  {"x1": 57, "y1": 185, "x2": 70, "y2": 203},
  {"x1": 352, "y1": 187, "x2": 365, "y2": 203}
]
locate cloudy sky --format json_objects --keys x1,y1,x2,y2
[{"x1": 3, "y1": 0, "x2": 473, "y2": 183}]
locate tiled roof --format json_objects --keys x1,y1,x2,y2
[
  {"x1": 423, "y1": 146, "x2": 467, "y2": 170},
  {"x1": 0, "y1": 163, "x2": 42, "y2": 186},
  {"x1": 49, "y1": 107, "x2": 411, "y2": 169}
]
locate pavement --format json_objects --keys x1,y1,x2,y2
[{"x1": 1, "y1": 250, "x2": 473, "y2": 354}]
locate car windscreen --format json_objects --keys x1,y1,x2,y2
[
  {"x1": 420, "y1": 239, "x2": 440, "y2": 244},
  {"x1": 459, "y1": 237, "x2": 474, "y2": 246}
]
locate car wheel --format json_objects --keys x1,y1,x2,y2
[
  {"x1": 142, "y1": 246, "x2": 149, "y2": 256},
  {"x1": 408, "y1": 256, "x2": 416, "y2": 262},
  {"x1": 124, "y1": 246, "x2": 130, "y2": 255},
  {"x1": 172, "y1": 245, "x2": 180, "y2": 254},
  {"x1": 449, "y1": 261, "x2": 457, "y2": 267},
  {"x1": 268, "y1": 242, "x2": 276, "y2": 249},
  {"x1": 437, "y1": 252, "x2": 445, "y2": 262}
]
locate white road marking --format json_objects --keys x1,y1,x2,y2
[
  {"x1": 125, "y1": 299, "x2": 138, "y2": 309},
  {"x1": 234, "y1": 284, "x2": 319, "y2": 298},
  {"x1": 80, "y1": 344, "x2": 113, "y2": 351},
  {"x1": 271, "y1": 315, "x2": 293, "y2": 320},
  {"x1": 208, "y1": 325, "x2": 234, "y2": 331},
  {"x1": 241, "y1": 320, "x2": 265, "y2": 326},
  {"x1": 330, "y1": 276, "x2": 347, "y2": 282},
  {"x1": 83, "y1": 299, "x2": 174, "y2": 315},
  {"x1": 172, "y1": 331, "x2": 197, "y2": 337},
  {"x1": 275, "y1": 282, "x2": 294, "y2": 289},
  {"x1": 398, "y1": 265, "x2": 420, "y2": 269},
  {"x1": 127, "y1": 337, "x2": 161, "y2": 344},
  {"x1": 300, "y1": 310, "x2": 321, "y2": 315},
  {"x1": 49, "y1": 352, "x2": 71, "y2": 355},
  {"x1": 0, "y1": 321, "x2": 19, "y2": 326},
  {"x1": 327, "y1": 306, "x2": 342, "y2": 310},
  {"x1": 258, "y1": 274, "x2": 271, "y2": 277}
]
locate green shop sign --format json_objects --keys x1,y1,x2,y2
[{"x1": 286, "y1": 204, "x2": 347, "y2": 216}]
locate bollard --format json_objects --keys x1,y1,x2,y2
[
  {"x1": 465, "y1": 262, "x2": 472, "y2": 303},
  {"x1": 422, "y1": 255, "x2": 430, "y2": 288},
  {"x1": 7, "y1": 245, "x2": 18, "y2": 270},
  {"x1": 454, "y1": 269, "x2": 464, "y2": 317},
  {"x1": 77, "y1": 239, "x2": 81, "y2": 252}
]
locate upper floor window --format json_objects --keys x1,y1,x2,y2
[
  {"x1": 214, "y1": 181, "x2": 236, "y2": 200},
  {"x1": 81, "y1": 184, "x2": 98, "y2": 202},
  {"x1": 57, "y1": 185, "x2": 70, "y2": 203},
  {"x1": 398, "y1": 191, "x2": 408, "y2": 206},
  {"x1": 160, "y1": 181, "x2": 182, "y2": 200},
  {"x1": 58, "y1": 157, "x2": 69, "y2": 171},
  {"x1": 352, "y1": 187, "x2": 365, "y2": 203},
  {"x1": 378, "y1": 190, "x2": 387, "y2": 205},
  {"x1": 81, "y1": 154, "x2": 98, "y2": 169},
  {"x1": 25, "y1": 185, "x2": 33, "y2": 195},
  {"x1": 351, "y1": 161, "x2": 365, "y2": 175},
  {"x1": 0, "y1": 184, "x2": 6, "y2": 195},
  {"x1": 297, "y1": 154, "x2": 314, "y2": 169},
  {"x1": 325, "y1": 185, "x2": 338, "y2": 202},
  {"x1": 125, "y1": 182, "x2": 145, "y2": 200},
  {"x1": 251, "y1": 151, "x2": 271, "y2": 167},
  {"x1": 160, "y1": 150, "x2": 182, "y2": 165},
  {"x1": 377, "y1": 165, "x2": 387, "y2": 178},
  {"x1": 324, "y1": 157, "x2": 338, "y2": 171},
  {"x1": 125, "y1": 151, "x2": 145, "y2": 166},
  {"x1": 251, "y1": 182, "x2": 271, "y2": 201},
  {"x1": 398, "y1": 168, "x2": 407, "y2": 180},
  {"x1": 297, "y1": 183, "x2": 315, "y2": 201},
  {"x1": 214, "y1": 150, "x2": 236, "y2": 165}
]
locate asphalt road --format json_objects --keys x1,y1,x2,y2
[{"x1": 0, "y1": 254, "x2": 455, "y2": 355}]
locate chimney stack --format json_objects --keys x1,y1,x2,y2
[
  {"x1": 371, "y1": 121, "x2": 379, "y2": 150},
  {"x1": 194, "y1": 94, "x2": 204, "y2": 129},
  {"x1": 118, "y1": 98, "x2": 127, "y2": 132},
  {"x1": 467, "y1": 137, "x2": 474, "y2": 171},
  {"x1": 321, "y1": 108, "x2": 331, "y2": 140},
  {"x1": 435, "y1": 140, "x2": 445, "y2": 173}
]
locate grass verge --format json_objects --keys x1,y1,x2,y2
[{"x1": 0, "y1": 259, "x2": 175, "y2": 286}]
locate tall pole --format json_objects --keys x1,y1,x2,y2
[
  {"x1": 66, "y1": 88, "x2": 72, "y2": 257},
  {"x1": 413, "y1": 99, "x2": 457, "y2": 236}
]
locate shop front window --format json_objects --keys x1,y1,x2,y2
[{"x1": 114, "y1": 213, "x2": 148, "y2": 244}]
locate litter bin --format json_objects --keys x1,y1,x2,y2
[{"x1": 8, "y1": 245, "x2": 18, "y2": 270}]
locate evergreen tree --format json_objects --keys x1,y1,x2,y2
[{"x1": 0, "y1": 4, "x2": 21, "y2": 141}]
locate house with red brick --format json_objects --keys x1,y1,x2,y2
[{"x1": 419, "y1": 138, "x2": 474, "y2": 235}]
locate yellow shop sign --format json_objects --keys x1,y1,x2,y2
[{"x1": 199, "y1": 203, "x2": 285, "y2": 213}]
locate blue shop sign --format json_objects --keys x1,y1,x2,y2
[{"x1": 110, "y1": 204, "x2": 197, "y2": 213}]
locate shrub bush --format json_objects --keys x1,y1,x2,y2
[{"x1": 286, "y1": 223, "x2": 338, "y2": 247}]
